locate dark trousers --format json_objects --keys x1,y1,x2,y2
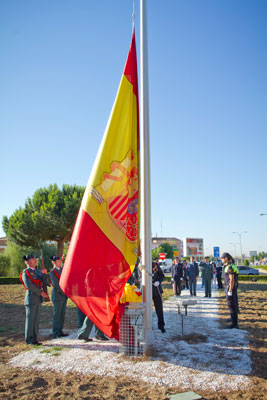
[
  {"x1": 79, "y1": 316, "x2": 106, "y2": 338},
  {"x1": 189, "y1": 277, "x2": 197, "y2": 296},
  {"x1": 25, "y1": 304, "x2": 40, "y2": 344},
  {"x1": 225, "y1": 287, "x2": 238, "y2": 325},
  {"x1": 77, "y1": 308, "x2": 86, "y2": 328},
  {"x1": 153, "y1": 294, "x2": 165, "y2": 330},
  {"x1": 204, "y1": 279, "x2": 211, "y2": 297},
  {"x1": 52, "y1": 300, "x2": 67, "y2": 336},
  {"x1": 174, "y1": 279, "x2": 181, "y2": 295},
  {"x1": 217, "y1": 273, "x2": 223, "y2": 289}
]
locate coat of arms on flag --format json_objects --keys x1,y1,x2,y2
[{"x1": 90, "y1": 150, "x2": 138, "y2": 242}]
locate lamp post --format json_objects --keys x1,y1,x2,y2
[
  {"x1": 233, "y1": 231, "x2": 247, "y2": 261},
  {"x1": 260, "y1": 213, "x2": 267, "y2": 216},
  {"x1": 229, "y1": 243, "x2": 238, "y2": 259}
]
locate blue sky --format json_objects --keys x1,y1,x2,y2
[{"x1": 1, "y1": 0, "x2": 266, "y2": 256}]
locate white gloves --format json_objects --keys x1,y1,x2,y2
[
  {"x1": 227, "y1": 290, "x2": 232, "y2": 296},
  {"x1": 153, "y1": 281, "x2": 160, "y2": 287}
]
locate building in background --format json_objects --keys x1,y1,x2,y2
[
  {"x1": 183, "y1": 238, "x2": 203, "y2": 259},
  {"x1": 0, "y1": 237, "x2": 7, "y2": 253},
  {"x1": 152, "y1": 237, "x2": 183, "y2": 258}
]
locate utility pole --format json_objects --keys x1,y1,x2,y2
[{"x1": 233, "y1": 231, "x2": 247, "y2": 261}]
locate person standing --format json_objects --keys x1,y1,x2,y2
[
  {"x1": 183, "y1": 259, "x2": 189, "y2": 289},
  {"x1": 50, "y1": 256, "x2": 68, "y2": 338},
  {"x1": 188, "y1": 256, "x2": 199, "y2": 296},
  {"x1": 171, "y1": 257, "x2": 183, "y2": 296},
  {"x1": 201, "y1": 256, "x2": 213, "y2": 297},
  {"x1": 21, "y1": 255, "x2": 49, "y2": 345},
  {"x1": 78, "y1": 317, "x2": 109, "y2": 342},
  {"x1": 216, "y1": 261, "x2": 223, "y2": 289},
  {"x1": 152, "y1": 259, "x2": 165, "y2": 333},
  {"x1": 221, "y1": 252, "x2": 239, "y2": 328},
  {"x1": 212, "y1": 262, "x2": 217, "y2": 288}
]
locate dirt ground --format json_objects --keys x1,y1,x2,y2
[{"x1": 0, "y1": 282, "x2": 266, "y2": 400}]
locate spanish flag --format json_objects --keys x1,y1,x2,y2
[{"x1": 60, "y1": 30, "x2": 139, "y2": 339}]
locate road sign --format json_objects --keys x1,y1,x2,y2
[
  {"x1": 249, "y1": 251, "x2": 257, "y2": 257},
  {"x1": 213, "y1": 247, "x2": 220, "y2": 258},
  {"x1": 159, "y1": 253, "x2": 166, "y2": 260}
]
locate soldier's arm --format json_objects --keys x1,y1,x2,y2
[
  {"x1": 228, "y1": 266, "x2": 235, "y2": 291},
  {"x1": 22, "y1": 270, "x2": 42, "y2": 296},
  {"x1": 50, "y1": 270, "x2": 65, "y2": 296},
  {"x1": 158, "y1": 268, "x2": 165, "y2": 283}
]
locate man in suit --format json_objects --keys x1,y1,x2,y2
[
  {"x1": 188, "y1": 256, "x2": 199, "y2": 296},
  {"x1": 22, "y1": 255, "x2": 49, "y2": 345},
  {"x1": 50, "y1": 256, "x2": 68, "y2": 338},
  {"x1": 171, "y1": 257, "x2": 183, "y2": 296},
  {"x1": 152, "y1": 259, "x2": 165, "y2": 333}
]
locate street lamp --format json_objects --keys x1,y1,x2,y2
[
  {"x1": 260, "y1": 213, "x2": 267, "y2": 216},
  {"x1": 229, "y1": 242, "x2": 238, "y2": 259},
  {"x1": 233, "y1": 231, "x2": 247, "y2": 261}
]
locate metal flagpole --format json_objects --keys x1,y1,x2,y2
[{"x1": 140, "y1": 0, "x2": 152, "y2": 347}]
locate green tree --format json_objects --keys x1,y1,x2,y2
[
  {"x1": 3, "y1": 242, "x2": 58, "y2": 277},
  {"x1": 2, "y1": 184, "x2": 85, "y2": 256},
  {"x1": 0, "y1": 254, "x2": 11, "y2": 276},
  {"x1": 4, "y1": 242, "x2": 37, "y2": 276},
  {"x1": 257, "y1": 251, "x2": 267, "y2": 260},
  {"x1": 152, "y1": 242, "x2": 174, "y2": 259},
  {"x1": 243, "y1": 259, "x2": 250, "y2": 266}
]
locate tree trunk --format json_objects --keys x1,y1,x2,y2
[{"x1": 57, "y1": 239, "x2": 64, "y2": 257}]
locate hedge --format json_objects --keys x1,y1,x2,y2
[
  {"x1": 1, "y1": 274, "x2": 267, "y2": 286},
  {"x1": 163, "y1": 275, "x2": 267, "y2": 283},
  {"x1": 0, "y1": 277, "x2": 20, "y2": 285}
]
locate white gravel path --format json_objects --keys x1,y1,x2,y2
[{"x1": 9, "y1": 283, "x2": 252, "y2": 392}]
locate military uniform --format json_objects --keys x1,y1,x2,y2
[
  {"x1": 22, "y1": 263, "x2": 48, "y2": 345},
  {"x1": 224, "y1": 262, "x2": 239, "y2": 328},
  {"x1": 50, "y1": 265, "x2": 68, "y2": 338},
  {"x1": 78, "y1": 316, "x2": 108, "y2": 341},
  {"x1": 201, "y1": 262, "x2": 213, "y2": 297},
  {"x1": 152, "y1": 261, "x2": 165, "y2": 333}
]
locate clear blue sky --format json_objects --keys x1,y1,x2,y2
[{"x1": 1, "y1": 0, "x2": 266, "y2": 256}]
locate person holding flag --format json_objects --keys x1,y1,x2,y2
[{"x1": 152, "y1": 259, "x2": 165, "y2": 333}]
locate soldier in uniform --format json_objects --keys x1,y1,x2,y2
[
  {"x1": 21, "y1": 255, "x2": 49, "y2": 345},
  {"x1": 50, "y1": 256, "x2": 68, "y2": 338},
  {"x1": 200, "y1": 256, "x2": 213, "y2": 297},
  {"x1": 78, "y1": 317, "x2": 109, "y2": 342},
  {"x1": 221, "y1": 252, "x2": 239, "y2": 329},
  {"x1": 152, "y1": 259, "x2": 165, "y2": 333}
]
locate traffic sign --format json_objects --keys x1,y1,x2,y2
[
  {"x1": 159, "y1": 253, "x2": 166, "y2": 260},
  {"x1": 213, "y1": 247, "x2": 220, "y2": 258}
]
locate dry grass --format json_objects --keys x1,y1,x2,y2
[{"x1": 0, "y1": 283, "x2": 267, "y2": 399}]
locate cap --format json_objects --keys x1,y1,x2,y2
[
  {"x1": 51, "y1": 256, "x2": 61, "y2": 261},
  {"x1": 22, "y1": 255, "x2": 35, "y2": 261},
  {"x1": 221, "y1": 252, "x2": 231, "y2": 259}
]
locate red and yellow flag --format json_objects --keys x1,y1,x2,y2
[{"x1": 60, "y1": 30, "x2": 139, "y2": 339}]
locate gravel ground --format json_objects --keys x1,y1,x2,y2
[{"x1": 9, "y1": 284, "x2": 252, "y2": 393}]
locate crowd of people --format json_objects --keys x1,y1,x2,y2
[
  {"x1": 170, "y1": 255, "x2": 224, "y2": 298},
  {"x1": 20, "y1": 250, "x2": 239, "y2": 345}
]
